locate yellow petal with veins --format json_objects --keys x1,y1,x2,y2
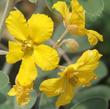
[
  {"x1": 6, "y1": 10, "x2": 28, "y2": 41},
  {"x1": 40, "y1": 76, "x2": 74, "y2": 107},
  {"x1": 6, "y1": 41, "x2": 24, "y2": 64},
  {"x1": 70, "y1": 49, "x2": 102, "y2": 86},
  {"x1": 56, "y1": 81, "x2": 74, "y2": 107},
  {"x1": 70, "y1": 0, "x2": 85, "y2": 27},
  {"x1": 17, "y1": 56, "x2": 37, "y2": 86},
  {"x1": 40, "y1": 78, "x2": 65, "y2": 97},
  {"x1": 28, "y1": 14, "x2": 53, "y2": 43},
  {"x1": 34, "y1": 44, "x2": 59, "y2": 71},
  {"x1": 86, "y1": 30, "x2": 103, "y2": 45},
  {"x1": 52, "y1": 1, "x2": 69, "y2": 21},
  {"x1": 76, "y1": 49, "x2": 102, "y2": 71}
]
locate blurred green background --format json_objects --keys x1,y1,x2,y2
[{"x1": 0, "y1": 0, "x2": 110, "y2": 109}]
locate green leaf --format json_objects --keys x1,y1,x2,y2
[
  {"x1": 70, "y1": 35, "x2": 92, "y2": 52},
  {"x1": 106, "y1": 77, "x2": 110, "y2": 85},
  {"x1": 0, "y1": 71, "x2": 9, "y2": 90},
  {"x1": 71, "y1": 97, "x2": 108, "y2": 109},
  {"x1": 0, "y1": 85, "x2": 14, "y2": 109},
  {"x1": 28, "y1": 0, "x2": 37, "y2": 3},
  {"x1": 0, "y1": 97, "x2": 14, "y2": 109},
  {"x1": 75, "y1": 86, "x2": 110, "y2": 102},
  {"x1": 94, "y1": 61, "x2": 108, "y2": 83},
  {"x1": 104, "y1": 0, "x2": 110, "y2": 13},
  {"x1": 79, "y1": 0, "x2": 104, "y2": 16},
  {"x1": 39, "y1": 94, "x2": 56, "y2": 109},
  {"x1": 0, "y1": 93, "x2": 7, "y2": 104},
  {"x1": 0, "y1": 85, "x2": 10, "y2": 105}
]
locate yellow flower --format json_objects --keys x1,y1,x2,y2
[
  {"x1": 8, "y1": 79, "x2": 33, "y2": 106},
  {"x1": 53, "y1": 0, "x2": 103, "y2": 45},
  {"x1": 5, "y1": 10, "x2": 59, "y2": 86},
  {"x1": 40, "y1": 49, "x2": 102, "y2": 107}
]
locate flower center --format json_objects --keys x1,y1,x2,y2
[
  {"x1": 67, "y1": 72, "x2": 79, "y2": 86},
  {"x1": 66, "y1": 70, "x2": 97, "y2": 87},
  {"x1": 64, "y1": 67, "x2": 79, "y2": 86},
  {"x1": 22, "y1": 40, "x2": 34, "y2": 55},
  {"x1": 22, "y1": 40, "x2": 33, "y2": 51}
]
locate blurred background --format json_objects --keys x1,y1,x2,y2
[{"x1": 0, "y1": 0, "x2": 110, "y2": 109}]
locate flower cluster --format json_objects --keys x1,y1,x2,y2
[
  {"x1": 5, "y1": 0, "x2": 103, "y2": 107},
  {"x1": 53, "y1": 0, "x2": 103, "y2": 45}
]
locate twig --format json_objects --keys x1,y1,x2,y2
[
  {"x1": 0, "y1": 50, "x2": 8, "y2": 55},
  {"x1": 2, "y1": 63, "x2": 13, "y2": 75},
  {"x1": 49, "y1": 40, "x2": 72, "y2": 64},
  {"x1": 53, "y1": 29, "x2": 68, "y2": 48},
  {"x1": 0, "y1": 0, "x2": 10, "y2": 30},
  {"x1": 0, "y1": 0, "x2": 14, "y2": 38},
  {"x1": 58, "y1": 47, "x2": 72, "y2": 64}
]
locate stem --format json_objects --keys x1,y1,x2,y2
[
  {"x1": 0, "y1": 0, "x2": 9, "y2": 30},
  {"x1": 53, "y1": 29, "x2": 68, "y2": 48},
  {"x1": 0, "y1": 50, "x2": 8, "y2": 55},
  {"x1": 0, "y1": 0, "x2": 14, "y2": 38},
  {"x1": 58, "y1": 47, "x2": 72, "y2": 64},
  {"x1": 49, "y1": 40, "x2": 72, "y2": 64},
  {"x1": 2, "y1": 63, "x2": 13, "y2": 75}
]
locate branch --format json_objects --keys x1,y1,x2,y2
[
  {"x1": 49, "y1": 40, "x2": 72, "y2": 64},
  {"x1": 53, "y1": 29, "x2": 68, "y2": 48},
  {"x1": 0, "y1": 0, "x2": 14, "y2": 38}
]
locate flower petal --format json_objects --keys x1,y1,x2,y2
[
  {"x1": 8, "y1": 81, "x2": 33, "y2": 106},
  {"x1": 6, "y1": 10, "x2": 28, "y2": 41},
  {"x1": 56, "y1": 81, "x2": 74, "y2": 107},
  {"x1": 68, "y1": 63, "x2": 97, "y2": 86},
  {"x1": 6, "y1": 41, "x2": 24, "y2": 64},
  {"x1": 8, "y1": 87, "x2": 16, "y2": 96},
  {"x1": 70, "y1": 0, "x2": 85, "y2": 28},
  {"x1": 76, "y1": 49, "x2": 102, "y2": 72},
  {"x1": 76, "y1": 71, "x2": 97, "y2": 86},
  {"x1": 86, "y1": 30, "x2": 103, "y2": 45},
  {"x1": 17, "y1": 56, "x2": 37, "y2": 86},
  {"x1": 40, "y1": 77, "x2": 65, "y2": 97},
  {"x1": 66, "y1": 50, "x2": 102, "y2": 86},
  {"x1": 34, "y1": 44, "x2": 59, "y2": 71},
  {"x1": 52, "y1": 1, "x2": 69, "y2": 20},
  {"x1": 28, "y1": 14, "x2": 53, "y2": 43}
]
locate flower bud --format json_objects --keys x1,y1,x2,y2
[{"x1": 63, "y1": 39, "x2": 79, "y2": 53}]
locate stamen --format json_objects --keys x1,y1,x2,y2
[
  {"x1": 55, "y1": 88, "x2": 64, "y2": 94},
  {"x1": 22, "y1": 40, "x2": 33, "y2": 51}
]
